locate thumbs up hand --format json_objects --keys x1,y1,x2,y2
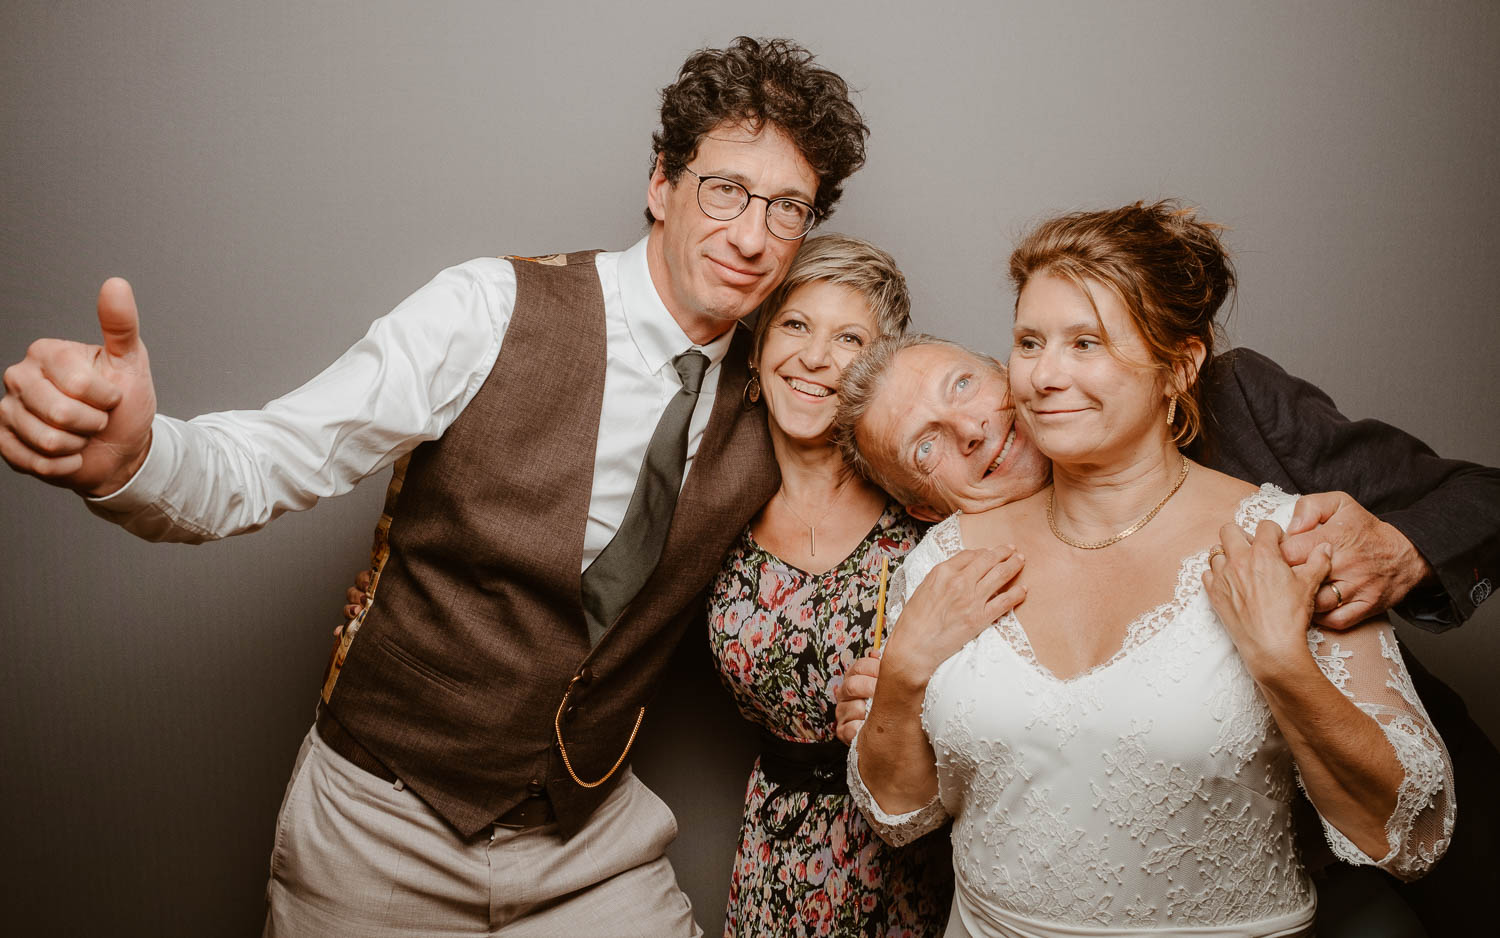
[{"x1": 0, "y1": 278, "x2": 158, "y2": 496}]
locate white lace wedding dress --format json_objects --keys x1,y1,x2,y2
[{"x1": 848, "y1": 487, "x2": 1453, "y2": 938}]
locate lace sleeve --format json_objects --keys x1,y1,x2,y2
[
  {"x1": 884, "y1": 564, "x2": 909, "y2": 630},
  {"x1": 845, "y1": 525, "x2": 956, "y2": 847},
  {"x1": 846, "y1": 731, "x2": 950, "y2": 847},
  {"x1": 1303, "y1": 622, "x2": 1455, "y2": 880}
]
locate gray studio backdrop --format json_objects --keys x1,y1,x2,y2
[{"x1": 3, "y1": 1, "x2": 1496, "y2": 934}]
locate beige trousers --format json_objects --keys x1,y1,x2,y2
[{"x1": 263, "y1": 726, "x2": 701, "y2": 937}]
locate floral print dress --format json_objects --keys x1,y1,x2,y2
[{"x1": 708, "y1": 501, "x2": 952, "y2": 938}]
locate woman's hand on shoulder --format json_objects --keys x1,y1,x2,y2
[
  {"x1": 1204, "y1": 520, "x2": 1333, "y2": 680},
  {"x1": 882, "y1": 547, "x2": 1026, "y2": 691}
]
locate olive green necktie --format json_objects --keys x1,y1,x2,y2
[{"x1": 580, "y1": 349, "x2": 709, "y2": 645}]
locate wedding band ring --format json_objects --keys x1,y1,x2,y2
[
  {"x1": 1208, "y1": 545, "x2": 1224, "y2": 560},
  {"x1": 1330, "y1": 582, "x2": 1344, "y2": 608}
]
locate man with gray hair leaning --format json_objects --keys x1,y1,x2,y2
[{"x1": 833, "y1": 331, "x2": 1499, "y2": 935}]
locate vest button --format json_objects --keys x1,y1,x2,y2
[
  {"x1": 527, "y1": 778, "x2": 545, "y2": 795},
  {"x1": 563, "y1": 705, "x2": 578, "y2": 722},
  {"x1": 576, "y1": 666, "x2": 594, "y2": 685}
]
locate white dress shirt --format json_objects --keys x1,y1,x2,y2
[{"x1": 89, "y1": 236, "x2": 736, "y2": 570}]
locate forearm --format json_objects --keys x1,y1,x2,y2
[
  {"x1": 1381, "y1": 474, "x2": 1500, "y2": 627},
  {"x1": 87, "y1": 410, "x2": 417, "y2": 541},
  {"x1": 1205, "y1": 348, "x2": 1500, "y2": 627},
  {"x1": 856, "y1": 665, "x2": 940, "y2": 814},
  {"x1": 85, "y1": 260, "x2": 511, "y2": 541},
  {"x1": 1253, "y1": 653, "x2": 1403, "y2": 859}
]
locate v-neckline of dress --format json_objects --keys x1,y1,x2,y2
[
  {"x1": 745, "y1": 502, "x2": 896, "y2": 578},
  {"x1": 945, "y1": 484, "x2": 1283, "y2": 686}
]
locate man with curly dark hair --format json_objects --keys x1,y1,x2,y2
[
  {"x1": 0, "y1": 36, "x2": 866, "y2": 937},
  {"x1": 650, "y1": 36, "x2": 867, "y2": 225},
  {"x1": 644, "y1": 36, "x2": 868, "y2": 343}
]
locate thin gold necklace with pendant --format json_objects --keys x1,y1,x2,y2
[
  {"x1": 1047, "y1": 454, "x2": 1191, "y2": 550},
  {"x1": 778, "y1": 475, "x2": 853, "y2": 558}
]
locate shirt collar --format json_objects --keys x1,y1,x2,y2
[{"x1": 618, "y1": 235, "x2": 735, "y2": 374}]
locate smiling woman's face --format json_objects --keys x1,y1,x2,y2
[
  {"x1": 1009, "y1": 271, "x2": 1167, "y2": 467},
  {"x1": 757, "y1": 279, "x2": 879, "y2": 446}
]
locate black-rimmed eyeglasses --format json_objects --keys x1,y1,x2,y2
[{"x1": 682, "y1": 167, "x2": 818, "y2": 241}]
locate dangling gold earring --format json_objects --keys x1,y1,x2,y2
[
  {"x1": 743, "y1": 371, "x2": 762, "y2": 407},
  {"x1": 1165, "y1": 395, "x2": 1177, "y2": 428}
]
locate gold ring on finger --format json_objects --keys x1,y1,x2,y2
[
  {"x1": 1329, "y1": 582, "x2": 1344, "y2": 608},
  {"x1": 1208, "y1": 545, "x2": 1225, "y2": 560}
]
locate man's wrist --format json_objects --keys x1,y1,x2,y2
[
  {"x1": 84, "y1": 430, "x2": 153, "y2": 498},
  {"x1": 1382, "y1": 520, "x2": 1436, "y2": 604}
]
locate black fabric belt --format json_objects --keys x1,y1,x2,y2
[
  {"x1": 314, "y1": 708, "x2": 555, "y2": 829},
  {"x1": 756, "y1": 730, "x2": 849, "y2": 839}
]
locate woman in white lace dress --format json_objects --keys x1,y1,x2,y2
[{"x1": 846, "y1": 202, "x2": 1454, "y2": 938}]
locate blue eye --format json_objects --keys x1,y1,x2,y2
[
  {"x1": 916, "y1": 440, "x2": 933, "y2": 462},
  {"x1": 956, "y1": 376, "x2": 971, "y2": 392}
]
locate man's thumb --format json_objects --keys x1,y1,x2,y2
[
  {"x1": 97, "y1": 277, "x2": 142, "y2": 358},
  {"x1": 1286, "y1": 492, "x2": 1337, "y2": 536},
  {"x1": 1305, "y1": 542, "x2": 1335, "y2": 591}
]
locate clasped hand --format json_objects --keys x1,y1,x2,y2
[
  {"x1": 1203, "y1": 519, "x2": 1332, "y2": 677},
  {"x1": 1282, "y1": 491, "x2": 1433, "y2": 630}
]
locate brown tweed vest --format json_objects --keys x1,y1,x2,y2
[{"x1": 319, "y1": 250, "x2": 778, "y2": 838}]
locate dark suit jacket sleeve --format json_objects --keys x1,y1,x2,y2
[{"x1": 1194, "y1": 347, "x2": 1500, "y2": 631}]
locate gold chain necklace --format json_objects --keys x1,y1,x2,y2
[
  {"x1": 1047, "y1": 455, "x2": 1191, "y2": 550},
  {"x1": 777, "y1": 475, "x2": 853, "y2": 558}
]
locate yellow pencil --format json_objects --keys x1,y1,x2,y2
[{"x1": 872, "y1": 554, "x2": 889, "y2": 651}]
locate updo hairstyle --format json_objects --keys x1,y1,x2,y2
[{"x1": 1008, "y1": 200, "x2": 1235, "y2": 447}]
